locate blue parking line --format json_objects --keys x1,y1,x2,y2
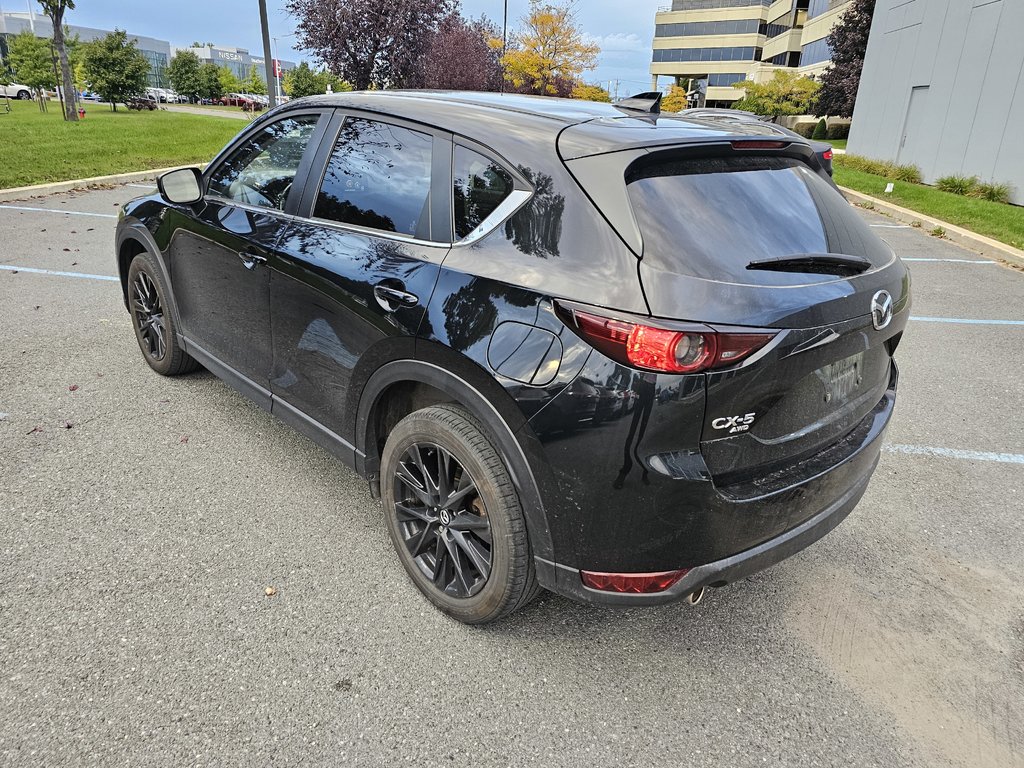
[
  {"x1": 910, "y1": 316, "x2": 1024, "y2": 326},
  {"x1": 0, "y1": 265, "x2": 118, "y2": 282},
  {"x1": 902, "y1": 258, "x2": 995, "y2": 264},
  {"x1": 885, "y1": 444, "x2": 1024, "y2": 464},
  {"x1": 0, "y1": 204, "x2": 118, "y2": 219}
]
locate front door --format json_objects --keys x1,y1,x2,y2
[
  {"x1": 270, "y1": 114, "x2": 451, "y2": 438},
  {"x1": 169, "y1": 113, "x2": 325, "y2": 391}
]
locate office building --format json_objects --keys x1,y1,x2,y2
[
  {"x1": 650, "y1": 0, "x2": 853, "y2": 107},
  {"x1": 848, "y1": 0, "x2": 1024, "y2": 205},
  {"x1": 0, "y1": 10, "x2": 294, "y2": 91}
]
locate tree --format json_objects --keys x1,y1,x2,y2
[
  {"x1": 197, "y1": 62, "x2": 224, "y2": 101},
  {"x1": 422, "y1": 13, "x2": 502, "y2": 91},
  {"x1": 217, "y1": 65, "x2": 241, "y2": 95},
  {"x1": 283, "y1": 61, "x2": 319, "y2": 97},
  {"x1": 812, "y1": 117, "x2": 828, "y2": 139},
  {"x1": 315, "y1": 69, "x2": 352, "y2": 94},
  {"x1": 7, "y1": 30, "x2": 56, "y2": 110},
  {"x1": 732, "y1": 70, "x2": 819, "y2": 119},
  {"x1": 570, "y1": 83, "x2": 611, "y2": 102},
  {"x1": 286, "y1": 0, "x2": 456, "y2": 90},
  {"x1": 660, "y1": 84, "x2": 689, "y2": 112},
  {"x1": 80, "y1": 29, "x2": 150, "y2": 110},
  {"x1": 167, "y1": 49, "x2": 202, "y2": 102},
  {"x1": 37, "y1": 0, "x2": 77, "y2": 120},
  {"x1": 242, "y1": 63, "x2": 266, "y2": 95},
  {"x1": 814, "y1": 0, "x2": 875, "y2": 117},
  {"x1": 501, "y1": 1, "x2": 600, "y2": 96}
]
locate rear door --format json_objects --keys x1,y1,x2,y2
[{"x1": 268, "y1": 111, "x2": 451, "y2": 437}]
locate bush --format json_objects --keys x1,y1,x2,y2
[
  {"x1": 793, "y1": 123, "x2": 816, "y2": 138},
  {"x1": 811, "y1": 118, "x2": 828, "y2": 140},
  {"x1": 970, "y1": 181, "x2": 1012, "y2": 204},
  {"x1": 936, "y1": 175, "x2": 978, "y2": 195},
  {"x1": 826, "y1": 123, "x2": 850, "y2": 140},
  {"x1": 834, "y1": 153, "x2": 923, "y2": 183}
]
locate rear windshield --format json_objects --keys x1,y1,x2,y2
[{"x1": 626, "y1": 155, "x2": 890, "y2": 284}]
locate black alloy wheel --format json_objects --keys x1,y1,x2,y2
[
  {"x1": 392, "y1": 442, "x2": 493, "y2": 598},
  {"x1": 131, "y1": 271, "x2": 166, "y2": 361},
  {"x1": 381, "y1": 404, "x2": 540, "y2": 624},
  {"x1": 126, "y1": 252, "x2": 199, "y2": 376}
]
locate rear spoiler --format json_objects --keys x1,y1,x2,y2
[{"x1": 614, "y1": 91, "x2": 662, "y2": 115}]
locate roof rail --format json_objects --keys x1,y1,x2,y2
[{"x1": 614, "y1": 91, "x2": 662, "y2": 115}]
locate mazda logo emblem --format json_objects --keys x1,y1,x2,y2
[{"x1": 871, "y1": 290, "x2": 894, "y2": 330}]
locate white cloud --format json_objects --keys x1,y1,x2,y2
[{"x1": 585, "y1": 32, "x2": 647, "y2": 52}]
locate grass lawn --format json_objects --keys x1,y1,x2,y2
[
  {"x1": 835, "y1": 165, "x2": 1024, "y2": 251},
  {"x1": 828, "y1": 139, "x2": 848, "y2": 151},
  {"x1": 0, "y1": 99, "x2": 244, "y2": 189}
]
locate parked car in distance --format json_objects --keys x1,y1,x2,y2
[
  {"x1": 678, "y1": 107, "x2": 836, "y2": 176},
  {"x1": 126, "y1": 95, "x2": 158, "y2": 111},
  {"x1": 115, "y1": 91, "x2": 908, "y2": 624},
  {"x1": 1, "y1": 82, "x2": 33, "y2": 100},
  {"x1": 79, "y1": 90, "x2": 103, "y2": 102}
]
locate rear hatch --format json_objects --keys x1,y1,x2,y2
[{"x1": 560, "y1": 125, "x2": 910, "y2": 490}]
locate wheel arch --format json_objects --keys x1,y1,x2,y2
[
  {"x1": 116, "y1": 222, "x2": 182, "y2": 328},
  {"x1": 355, "y1": 357, "x2": 555, "y2": 562}
]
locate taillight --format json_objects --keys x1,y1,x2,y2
[
  {"x1": 730, "y1": 140, "x2": 787, "y2": 150},
  {"x1": 581, "y1": 569, "x2": 689, "y2": 594},
  {"x1": 822, "y1": 149, "x2": 834, "y2": 161},
  {"x1": 560, "y1": 306, "x2": 775, "y2": 374}
]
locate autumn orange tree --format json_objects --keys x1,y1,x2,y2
[
  {"x1": 660, "y1": 84, "x2": 689, "y2": 113},
  {"x1": 502, "y1": 1, "x2": 599, "y2": 96}
]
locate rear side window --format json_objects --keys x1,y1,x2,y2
[
  {"x1": 453, "y1": 146, "x2": 515, "y2": 240},
  {"x1": 314, "y1": 118, "x2": 433, "y2": 239},
  {"x1": 626, "y1": 155, "x2": 889, "y2": 284}
]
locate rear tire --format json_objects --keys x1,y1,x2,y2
[
  {"x1": 127, "y1": 252, "x2": 199, "y2": 376},
  {"x1": 17, "y1": 90, "x2": 31, "y2": 100},
  {"x1": 381, "y1": 404, "x2": 541, "y2": 624}
]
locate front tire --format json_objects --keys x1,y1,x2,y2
[
  {"x1": 381, "y1": 404, "x2": 540, "y2": 624},
  {"x1": 17, "y1": 90, "x2": 31, "y2": 100},
  {"x1": 127, "y1": 252, "x2": 199, "y2": 376}
]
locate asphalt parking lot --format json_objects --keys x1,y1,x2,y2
[{"x1": 1, "y1": 184, "x2": 1022, "y2": 768}]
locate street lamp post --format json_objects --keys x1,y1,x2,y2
[
  {"x1": 501, "y1": 0, "x2": 508, "y2": 94},
  {"x1": 258, "y1": 0, "x2": 276, "y2": 108}
]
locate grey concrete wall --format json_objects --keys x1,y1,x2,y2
[{"x1": 848, "y1": 0, "x2": 1024, "y2": 205}]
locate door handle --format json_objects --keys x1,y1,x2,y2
[
  {"x1": 374, "y1": 282, "x2": 419, "y2": 311},
  {"x1": 238, "y1": 249, "x2": 267, "y2": 271}
]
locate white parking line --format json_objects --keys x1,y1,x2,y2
[
  {"x1": 0, "y1": 204, "x2": 118, "y2": 219},
  {"x1": 911, "y1": 316, "x2": 1024, "y2": 326},
  {"x1": 126, "y1": 183, "x2": 155, "y2": 189},
  {"x1": 903, "y1": 258, "x2": 996, "y2": 264},
  {"x1": 869, "y1": 224, "x2": 912, "y2": 229},
  {"x1": 0, "y1": 265, "x2": 118, "y2": 282},
  {"x1": 885, "y1": 444, "x2": 1024, "y2": 464}
]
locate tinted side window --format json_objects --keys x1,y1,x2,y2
[
  {"x1": 314, "y1": 118, "x2": 433, "y2": 238},
  {"x1": 207, "y1": 115, "x2": 319, "y2": 210},
  {"x1": 453, "y1": 146, "x2": 515, "y2": 240}
]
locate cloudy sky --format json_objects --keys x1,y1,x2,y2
[{"x1": 28, "y1": 0, "x2": 663, "y2": 94}]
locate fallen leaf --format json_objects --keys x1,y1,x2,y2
[
  {"x1": 11, "y1": 270, "x2": 18, "y2": 274},
  {"x1": 70, "y1": 230, "x2": 77, "y2": 234},
  {"x1": 179, "y1": 435, "x2": 190, "y2": 444},
  {"x1": 33, "y1": 306, "x2": 40, "y2": 310},
  {"x1": 86, "y1": 228, "x2": 94, "y2": 232},
  {"x1": 71, "y1": 262, "x2": 78, "y2": 266},
  {"x1": 62, "y1": 248, "x2": 71, "y2": 252},
  {"x1": 265, "y1": 586, "x2": 277, "y2": 597},
  {"x1": 26, "y1": 426, "x2": 43, "y2": 435},
  {"x1": 62, "y1": 421, "x2": 73, "y2": 430},
  {"x1": 68, "y1": 384, "x2": 79, "y2": 392}
]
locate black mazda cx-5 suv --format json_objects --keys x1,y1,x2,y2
[{"x1": 115, "y1": 91, "x2": 909, "y2": 623}]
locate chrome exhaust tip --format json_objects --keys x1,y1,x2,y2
[{"x1": 685, "y1": 587, "x2": 706, "y2": 606}]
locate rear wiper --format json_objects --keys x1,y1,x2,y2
[{"x1": 746, "y1": 254, "x2": 872, "y2": 277}]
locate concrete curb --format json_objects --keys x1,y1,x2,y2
[
  {"x1": 0, "y1": 165, "x2": 208, "y2": 203},
  {"x1": 840, "y1": 186, "x2": 1024, "y2": 269}
]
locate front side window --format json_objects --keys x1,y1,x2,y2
[
  {"x1": 314, "y1": 118, "x2": 433, "y2": 239},
  {"x1": 207, "y1": 115, "x2": 320, "y2": 210},
  {"x1": 453, "y1": 146, "x2": 515, "y2": 240}
]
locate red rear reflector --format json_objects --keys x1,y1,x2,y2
[
  {"x1": 560, "y1": 307, "x2": 776, "y2": 374},
  {"x1": 823, "y1": 149, "x2": 834, "y2": 161},
  {"x1": 731, "y1": 140, "x2": 787, "y2": 150},
  {"x1": 581, "y1": 569, "x2": 689, "y2": 594}
]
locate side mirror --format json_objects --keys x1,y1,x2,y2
[{"x1": 157, "y1": 167, "x2": 204, "y2": 205}]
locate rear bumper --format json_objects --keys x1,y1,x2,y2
[
  {"x1": 534, "y1": 457, "x2": 874, "y2": 606},
  {"x1": 530, "y1": 366, "x2": 897, "y2": 606}
]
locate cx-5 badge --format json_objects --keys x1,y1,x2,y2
[{"x1": 871, "y1": 290, "x2": 894, "y2": 330}]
